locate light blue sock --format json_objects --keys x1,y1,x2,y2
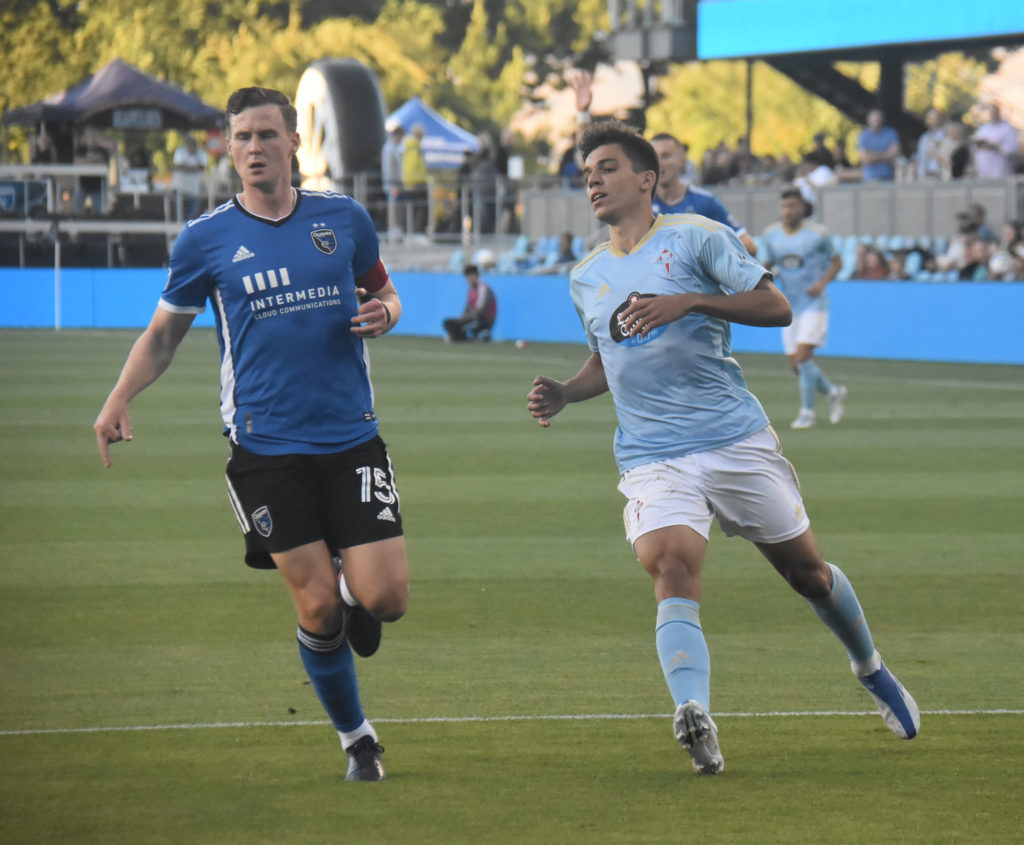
[
  {"x1": 805, "y1": 563, "x2": 876, "y2": 661},
  {"x1": 656, "y1": 598, "x2": 711, "y2": 710},
  {"x1": 811, "y1": 360, "x2": 834, "y2": 395},
  {"x1": 297, "y1": 626, "x2": 365, "y2": 732},
  {"x1": 796, "y1": 361, "x2": 817, "y2": 411}
]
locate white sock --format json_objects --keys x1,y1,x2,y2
[
  {"x1": 338, "y1": 719, "x2": 376, "y2": 750},
  {"x1": 851, "y1": 650, "x2": 882, "y2": 677}
]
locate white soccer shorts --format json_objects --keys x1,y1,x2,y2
[
  {"x1": 782, "y1": 308, "x2": 829, "y2": 355},
  {"x1": 618, "y1": 426, "x2": 811, "y2": 547}
]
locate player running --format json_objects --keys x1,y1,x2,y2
[
  {"x1": 760, "y1": 187, "x2": 846, "y2": 429},
  {"x1": 527, "y1": 120, "x2": 919, "y2": 775},
  {"x1": 94, "y1": 87, "x2": 407, "y2": 781}
]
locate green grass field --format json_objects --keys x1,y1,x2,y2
[{"x1": 1, "y1": 329, "x2": 1022, "y2": 844}]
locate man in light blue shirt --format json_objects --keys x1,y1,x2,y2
[
  {"x1": 527, "y1": 120, "x2": 919, "y2": 776},
  {"x1": 857, "y1": 109, "x2": 900, "y2": 181}
]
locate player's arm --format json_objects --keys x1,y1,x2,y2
[
  {"x1": 620, "y1": 276, "x2": 791, "y2": 338},
  {"x1": 353, "y1": 258, "x2": 401, "y2": 337},
  {"x1": 807, "y1": 254, "x2": 843, "y2": 297},
  {"x1": 93, "y1": 307, "x2": 195, "y2": 467},
  {"x1": 738, "y1": 231, "x2": 758, "y2": 256},
  {"x1": 527, "y1": 352, "x2": 608, "y2": 428}
]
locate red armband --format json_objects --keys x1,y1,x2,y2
[{"x1": 356, "y1": 258, "x2": 390, "y2": 294}]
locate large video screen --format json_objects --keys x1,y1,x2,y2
[{"x1": 697, "y1": 0, "x2": 1024, "y2": 59}]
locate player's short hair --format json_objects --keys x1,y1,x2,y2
[
  {"x1": 226, "y1": 87, "x2": 298, "y2": 134},
  {"x1": 463, "y1": 264, "x2": 479, "y2": 276},
  {"x1": 578, "y1": 119, "x2": 659, "y2": 197},
  {"x1": 650, "y1": 132, "x2": 683, "y2": 148},
  {"x1": 780, "y1": 187, "x2": 804, "y2": 202}
]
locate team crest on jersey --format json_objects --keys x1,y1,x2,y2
[
  {"x1": 654, "y1": 248, "x2": 674, "y2": 274},
  {"x1": 252, "y1": 506, "x2": 273, "y2": 538},
  {"x1": 310, "y1": 228, "x2": 337, "y2": 255},
  {"x1": 609, "y1": 291, "x2": 665, "y2": 346},
  {"x1": 780, "y1": 254, "x2": 804, "y2": 269}
]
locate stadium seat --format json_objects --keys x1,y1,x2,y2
[
  {"x1": 904, "y1": 251, "x2": 923, "y2": 275},
  {"x1": 447, "y1": 248, "x2": 463, "y2": 271}
]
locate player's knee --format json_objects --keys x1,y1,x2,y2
[{"x1": 365, "y1": 582, "x2": 408, "y2": 623}]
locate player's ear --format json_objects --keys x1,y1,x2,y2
[{"x1": 640, "y1": 169, "x2": 656, "y2": 194}]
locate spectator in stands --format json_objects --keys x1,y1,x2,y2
[
  {"x1": 381, "y1": 122, "x2": 405, "y2": 202},
  {"x1": 472, "y1": 146, "x2": 498, "y2": 234},
  {"x1": 947, "y1": 123, "x2": 971, "y2": 179},
  {"x1": 983, "y1": 221, "x2": 1024, "y2": 281},
  {"x1": 967, "y1": 203, "x2": 999, "y2": 244},
  {"x1": 651, "y1": 132, "x2": 758, "y2": 255},
  {"x1": 555, "y1": 231, "x2": 578, "y2": 265},
  {"x1": 402, "y1": 125, "x2": 428, "y2": 233},
  {"x1": 887, "y1": 252, "x2": 910, "y2": 280},
  {"x1": 803, "y1": 132, "x2": 836, "y2": 169},
  {"x1": 172, "y1": 135, "x2": 208, "y2": 220},
  {"x1": 958, "y1": 238, "x2": 992, "y2": 281},
  {"x1": 857, "y1": 109, "x2": 900, "y2": 182},
  {"x1": 935, "y1": 211, "x2": 980, "y2": 273},
  {"x1": 73, "y1": 127, "x2": 111, "y2": 215},
  {"x1": 971, "y1": 104, "x2": 1020, "y2": 180},
  {"x1": 31, "y1": 132, "x2": 57, "y2": 165},
  {"x1": 443, "y1": 264, "x2": 497, "y2": 342},
  {"x1": 854, "y1": 245, "x2": 890, "y2": 279},
  {"x1": 916, "y1": 108, "x2": 953, "y2": 180}
]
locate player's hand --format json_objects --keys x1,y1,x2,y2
[
  {"x1": 570, "y1": 69, "x2": 593, "y2": 113},
  {"x1": 94, "y1": 403, "x2": 132, "y2": 468},
  {"x1": 527, "y1": 376, "x2": 567, "y2": 427},
  {"x1": 807, "y1": 281, "x2": 826, "y2": 298},
  {"x1": 620, "y1": 294, "x2": 692, "y2": 338},
  {"x1": 351, "y1": 287, "x2": 391, "y2": 337}
]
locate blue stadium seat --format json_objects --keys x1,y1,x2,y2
[
  {"x1": 447, "y1": 249, "x2": 464, "y2": 271},
  {"x1": 904, "y1": 251, "x2": 923, "y2": 275}
]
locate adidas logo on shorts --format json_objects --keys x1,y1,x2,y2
[{"x1": 377, "y1": 507, "x2": 396, "y2": 522}]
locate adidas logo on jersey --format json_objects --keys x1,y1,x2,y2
[
  {"x1": 232, "y1": 245, "x2": 255, "y2": 263},
  {"x1": 376, "y1": 507, "x2": 396, "y2": 523}
]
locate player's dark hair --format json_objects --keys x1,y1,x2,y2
[
  {"x1": 650, "y1": 132, "x2": 682, "y2": 147},
  {"x1": 780, "y1": 187, "x2": 804, "y2": 202},
  {"x1": 463, "y1": 264, "x2": 479, "y2": 276},
  {"x1": 226, "y1": 87, "x2": 298, "y2": 133},
  {"x1": 578, "y1": 119, "x2": 659, "y2": 197}
]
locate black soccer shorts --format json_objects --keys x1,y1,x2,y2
[{"x1": 224, "y1": 435, "x2": 403, "y2": 570}]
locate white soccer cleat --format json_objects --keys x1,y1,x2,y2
[
  {"x1": 828, "y1": 384, "x2": 848, "y2": 424},
  {"x1": 673, "y1": 700, "x2": 724, "y2": 775},
  {"x1": 790, "y1": 409, "x2": 816, "y2": 429},
  {"x1": 854, "y1": 654, "x2": 920, "y2": 740}
]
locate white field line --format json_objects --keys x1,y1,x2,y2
[{"x1": 2, "y1": 708, "x2": 1021, "y2": 737}]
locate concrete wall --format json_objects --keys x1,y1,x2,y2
[
  {"x1": 3, "y1": 267, "x2": 1022, "y2": 365},
  {"x1": 521, "y1": 177, "x2": 1024, "y2": 241}
]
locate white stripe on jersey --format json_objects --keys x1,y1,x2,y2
[{"x1": 211, "y1": 287, "x2": 239, "y2": 443}]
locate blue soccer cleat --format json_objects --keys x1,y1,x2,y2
[{"x1": 855, "y1": 654, "x2": 920, "y2": 739}]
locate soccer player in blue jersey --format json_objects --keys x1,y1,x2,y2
[
  {"x1": 760, "y1": 188, "x2": 846, "y2": 429},
  {"x1": 527, "y1": 120, "x2": 919, "y2": 775},
  {"x1": 94, "y1": 87, "x2": 407, "y2": 781},
  {"x1": 650, "y1": 133, "x2": 758, "y2": 256}
]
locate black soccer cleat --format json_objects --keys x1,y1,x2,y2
[
  {"x1": 343, "y1": 602, "x2": 382, "y2": 658},
  {"x1": 345, "y1": 736, "x2": 386, "y2": 781}
]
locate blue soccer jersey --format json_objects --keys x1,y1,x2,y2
[
  {"x1": 159, "y1": 189, "x2": 384, "y2": 456},
  {"x1": 760, "y1": 221, "x2": 836, "y2": 316},
  {"x1": 651, "y1": 184, "x2": 746, "y2": 235},
  {"x1": 570, "y1": 214, "x2": 772, "y2": 473}
]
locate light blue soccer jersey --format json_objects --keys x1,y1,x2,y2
[
  {"x1": 570, "y1": 214, "x2": 772, "y2": 473},
  {"x1": 759, "y1": 221, "x2": 836, "y2": 316},
  {"x1": 651, "y1": 185, "x2": 746, "y2": 235},
  {"x1": 159, "y1": 189, "x2": 382, "y2": 456}
]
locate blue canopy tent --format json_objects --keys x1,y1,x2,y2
[{"x1": 385, "y1": 97, "x2": 478, "y2": 169}]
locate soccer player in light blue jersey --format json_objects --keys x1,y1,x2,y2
[
  {"x1": 527, "y1": 120, "x2": 919, "y2": 775},
  {"x1": 650, "y1": 133, "x2": 758, "y2": 257},
  {"x1": 761, "y1": 188, "x2": 846, "y2": 429},
  {"x1": 95, "y1": 87, "x2": 408, "y2": 781}
]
